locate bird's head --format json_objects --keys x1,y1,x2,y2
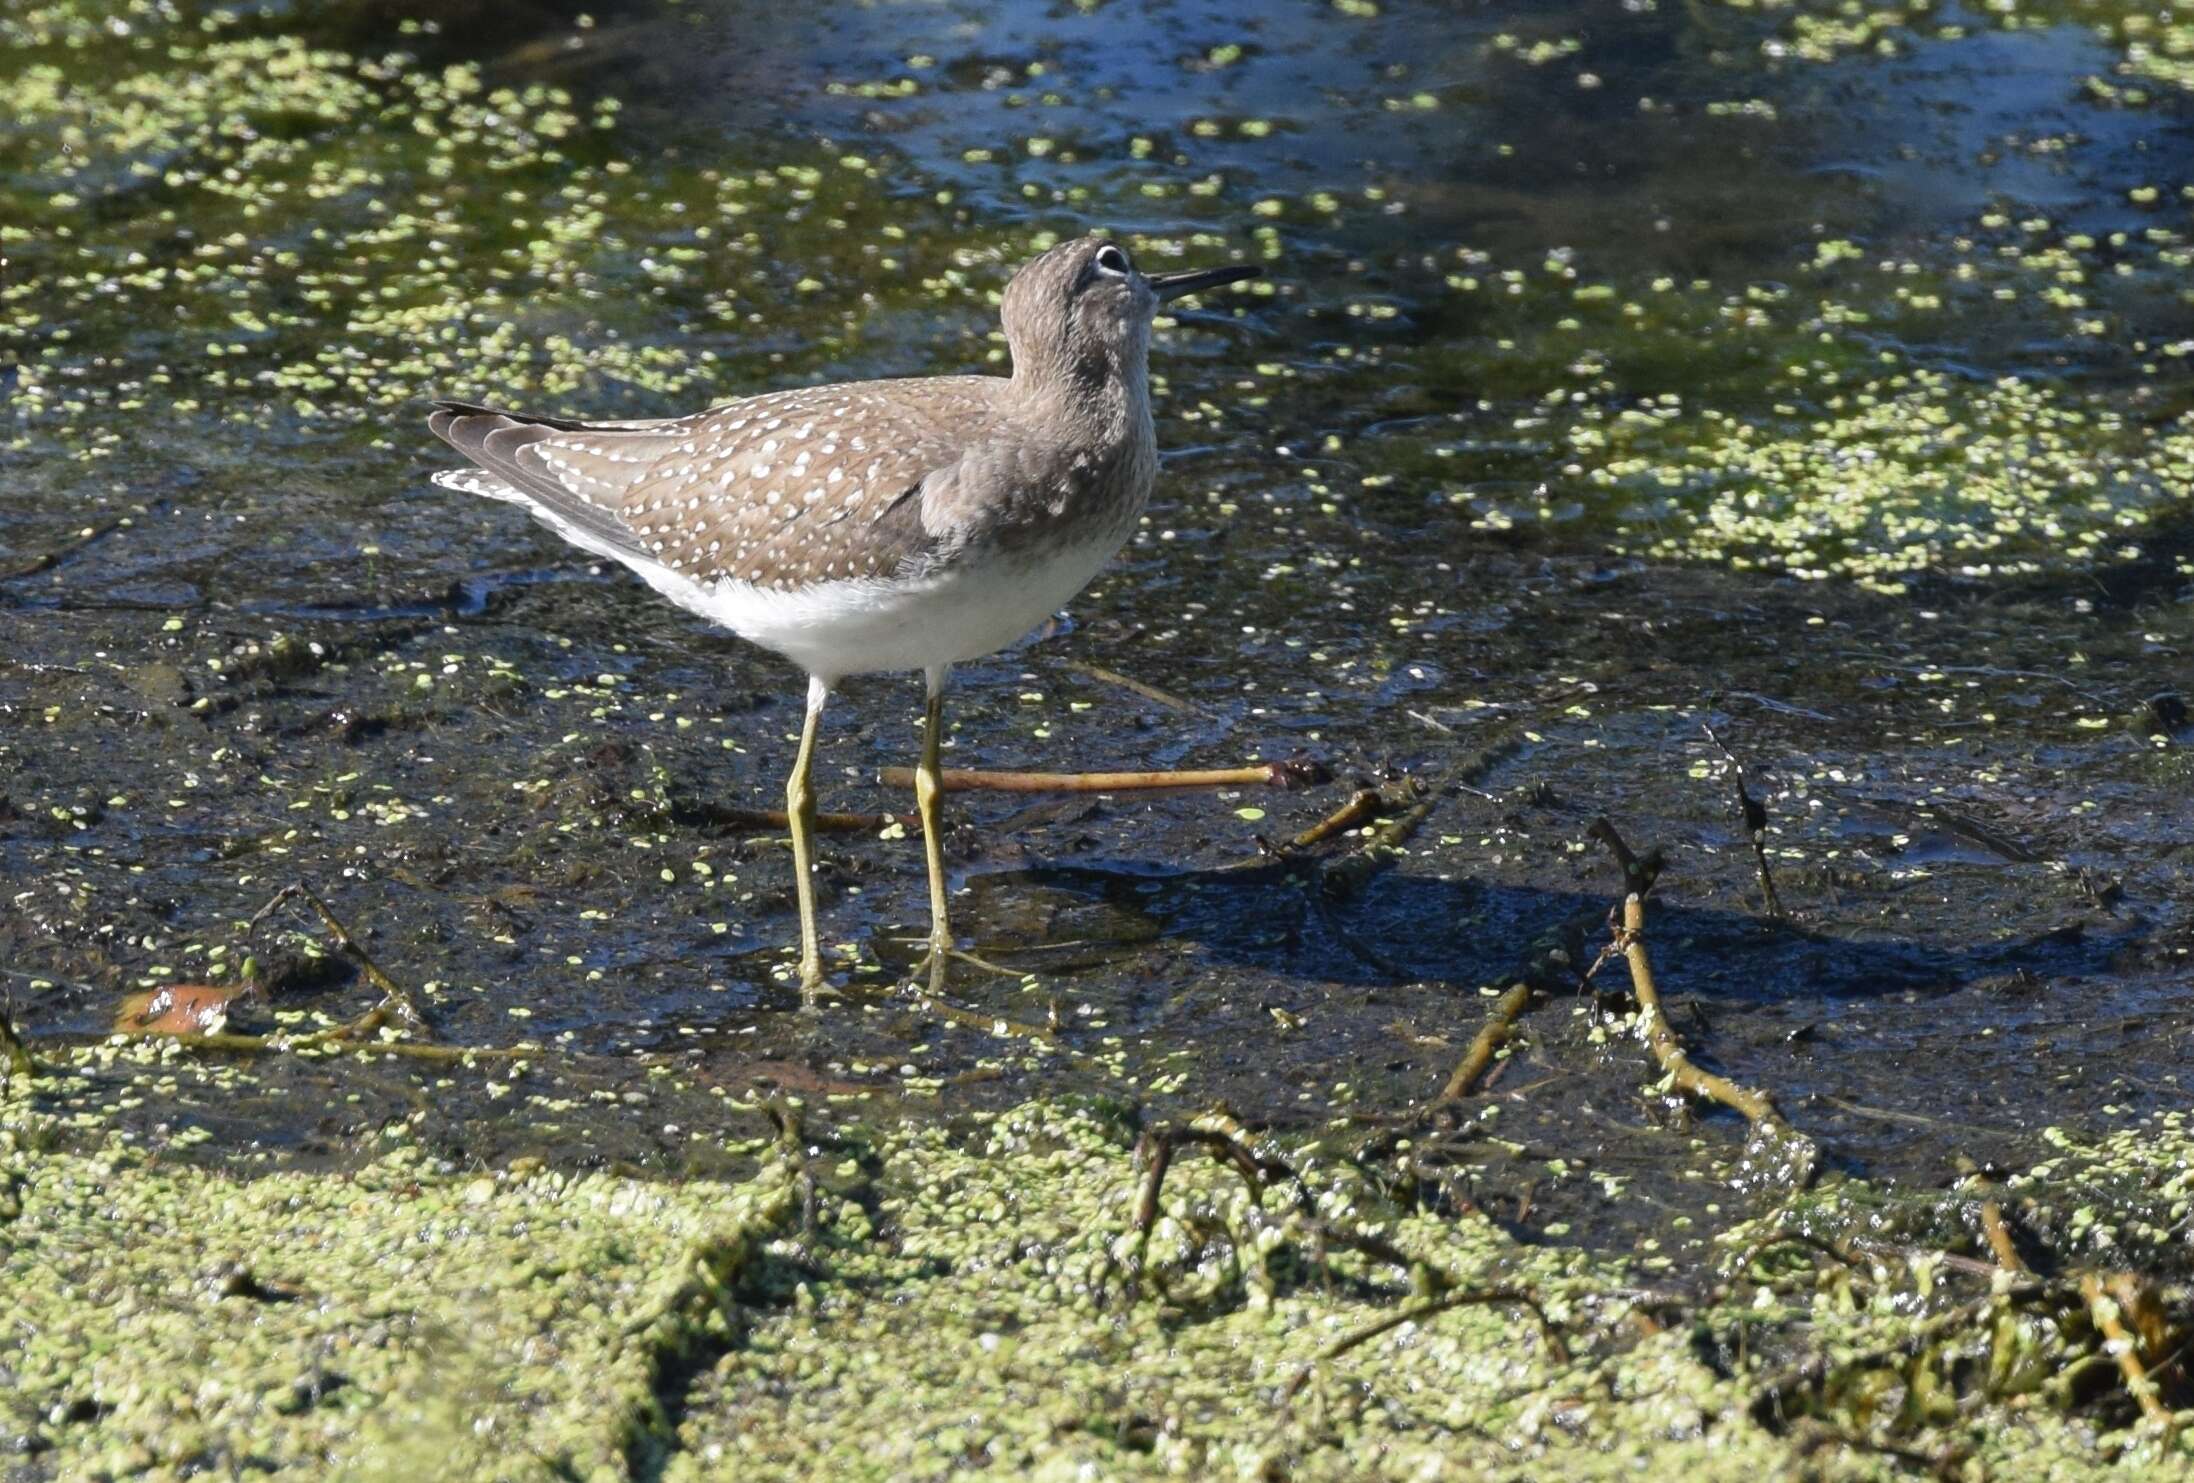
[{"x1": 1000, "y1": 235, "x2": 1260, "y2": 400}]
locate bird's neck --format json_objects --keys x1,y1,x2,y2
[{"x1": 1007, "y1": 332, "x2": 1153, "y2": 456}]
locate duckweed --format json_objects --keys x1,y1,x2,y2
[{"x1": 8, "y1": 1063, "x2": 2192, "y2": 1476}]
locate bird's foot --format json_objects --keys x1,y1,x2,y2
[
  {"x1": 795, "y1": 955, "x2": 841, "y2": 1008},
  {"x1": 907, "y1": 936, "x2": 1022, "y2": 994}
]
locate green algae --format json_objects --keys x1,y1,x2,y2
[
  {"x1": 2, "y1": 1052, "x2": 798, "y2": 1480},
  {"x1": 7, "y1": 1058, "x2": 2192, "y2": 1479},
  {"x1": 1580, "y1": 373, "x2": 2194, "y2": 592},
  {"x1": 1715, "y1": 0, "x2": 2194, "y2": 101}
]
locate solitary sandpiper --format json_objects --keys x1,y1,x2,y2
[{"x1": 429, "y1": 235, "x2": 1262, "y2": 998}]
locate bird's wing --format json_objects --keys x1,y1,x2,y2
[{"x1": 428, "y1": 377, "x2": 1009, "y2": 589}]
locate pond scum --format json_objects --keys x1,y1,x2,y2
[
  {"x1": 5, "y1": 0, "x2": 2194, "y2": 1476},
  {"x1": 5, "y1": 1034, "x2": 2194, "y2": 1477}
]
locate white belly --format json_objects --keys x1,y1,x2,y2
[
  {"x1": 445, "y1": 463, "x2": 1136, "y2": 684},
  {"x1": 671, "y1": 527, "x2": 1129, "y2": 685}
]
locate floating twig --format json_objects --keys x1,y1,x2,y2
[
  {"x1": 1439, "y1": 982, "x2": 1535, "y2": 1102},
  {"x1": 1435, "y1": 910, "x2": 1599, "y2": 1103},
  {"x1": 1615, "y1": 891, "x2": 1794, "y2": 1135},
  {"x1": 1319, "y1": 782, "x2": 1438, "y2": 900},
  {"x1": 1284, "y1": 778, "x2": 1423, "y2": 852},
  {"x1": 1286, "y1": 786, "x2": 1386, "y2": 850},
  {"x1": 1702, "y1": 722, "x2": 1785, "y2": 918},
  {"x1": 878, "y1": 759, "x2": 1328, "y2": 794},
  {"x1": 248, "y1": 882, "x2": 434, "y2": 1040}
]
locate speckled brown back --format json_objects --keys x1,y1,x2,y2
[{"x1": 429, "y1": 374, "x2": 1020, "y2": 589}]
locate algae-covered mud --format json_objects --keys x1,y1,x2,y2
[{"x1": 5, "y1": 0, "x2": 2194, "y2": 1475}]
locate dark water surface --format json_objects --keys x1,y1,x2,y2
[{"x1": 4, "y1": 0, "x2": 2193, "y2": 1253}]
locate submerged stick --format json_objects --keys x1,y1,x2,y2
[
  {"x1": 902, "y1": 989, "x2": 1058, "y2": 1046},
  {"x1": 1282, "y1": 1287, "x2": 1569, "y2": 1401},
  {"x1": 248, "y1": 882, "x2": 434, "y2": 1039},
  {"x1": 1703, "y1": 723, "x2": 1785, "y2": 918},
  {"x1": 717, "y1": 804, "x2": 921, "y2": 835},
  {"x1": 1056, "y1": 659, "x2": 1201, "y2": 714},
  {"x1": 0, "y1": 519, "x2": 122, "y2": 580},
  {"x1": 1439, "y1": 982, "x2": 1535, "y2": 1101},
  {"x1": 879, "y1": 760, "x2": 1327, "y2": 794}
]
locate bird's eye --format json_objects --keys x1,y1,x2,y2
[{"x1": 1092, "y1": 244, "x2": 1131, "y2": 277}]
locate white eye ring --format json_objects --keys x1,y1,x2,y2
[{"x1": 1093, "y1": 244, "x2": 1131, "y2": 276}]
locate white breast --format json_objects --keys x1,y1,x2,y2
[{"x1": 684, "y1": 519, "x2": 1132, "y2": 684}]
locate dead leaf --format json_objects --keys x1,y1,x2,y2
[{"x1": 115, "y1": 983, "x2": 250, "y2": 1036}]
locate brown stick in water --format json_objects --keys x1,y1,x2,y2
[
  {"x1": 1588, "y1": 820, "x2": 1813, "y2": 1182},
  {"x1": 1285, "y1": 777, "x2": 1425, "y2": 852},
  {"x1": 1616, "y1": 891, "x2": 1788, "y2": 1130},
  {"x1": 1439, "y1": 982, "x2": 1536, "y2": 1101},
  {"x1": 248, "y1": 882, "x2": 433, "y2": 1039},
  {"x1": 1980, "y1": 1199, "x2": 2030, "y2": 1276},
  {"x1": 879, "y1": 759, "x2": 1328, "y2": 794},
  {"x1": 2082, "y1": 1272, "x2": 2176, "y2": 1432}
]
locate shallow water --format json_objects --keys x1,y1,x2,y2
[{"x1": 4, "y1": 0, "x2": 2194, "y2": 1259}]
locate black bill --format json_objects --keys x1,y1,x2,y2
[{"x1": 1148, "y1": 263, "x2": 1264, "y2": 301}]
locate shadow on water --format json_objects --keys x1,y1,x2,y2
[{"x1": 991, "y1": 858, "x2": 2139, "y2": 1004}]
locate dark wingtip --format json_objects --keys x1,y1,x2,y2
[
  {"x1": 427, "y1": 399, "x2": 596, "y2": 434},
  {"x1": 426, "y1": 401, "x2": 495, "y2": 446}
]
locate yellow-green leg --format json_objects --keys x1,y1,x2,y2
[
  {"x1": 915, "y1": 672, "x2": 953, "y2": 992},
  {"x1": 787, "y1": 674, "x2": 831, "y2": 1003}
]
